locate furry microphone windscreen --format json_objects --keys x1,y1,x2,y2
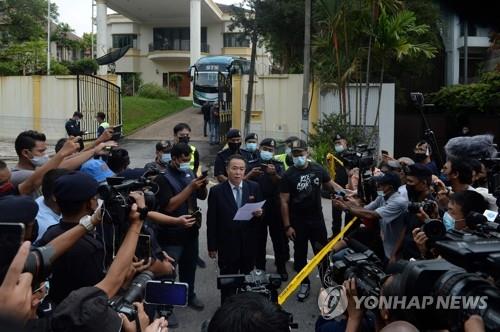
[{"x1": 444, "y1": 134, "x2": 497, "y2": 161}]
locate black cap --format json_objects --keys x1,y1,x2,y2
[
  {"x1": 52, "y1": 287, "x2": 122, "y2": 332},
  {"x1": 387, "y1": 160, "x2": 402, "y2": 169},
  {"x1": 155, "y1": 140, "x2": 172, "y2": 152},
  {"x1": 0, "y1": 195, "x2": 38, "y2": 225},
  {"x1": 284, "y1": 136, "x2": 300, "y2": 144},
  {"x1": 226, "y1": 129, "x2": 241, "y2": 139},
  {"x1": 291, "y1": 139, "x2": 308, "y2": 152},
  {"x1": 54, "y1": 171, "x2": 98, "y2": 202},
  {"x1": 373, "y1": 172, "x2": 401, "y2": 189},
  {"x1": 406, "y1": 163, "x2": 433, "y2": 178},
  {"x1": 245, "y1": 133, "x2": 258, "y2": 142},
  {"x1": 334, "y1": 133, "x2": 345, "y2": 141},
  {"x1": 260, "y1": 138, "x2": 276, "y2": 148}
]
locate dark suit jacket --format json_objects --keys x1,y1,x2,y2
[{"x1": 207, "y1": 180, "x2": 263, "y2": 263}]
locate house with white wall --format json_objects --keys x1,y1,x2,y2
[{"x1": 95, "y1": 0, "x2": 271, "y2": 96}]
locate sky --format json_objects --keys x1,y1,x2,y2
[{"x1": 53, "y1": 0, "x2": 240, "y2": 37}]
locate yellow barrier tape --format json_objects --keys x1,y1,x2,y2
[{"x1": 277, "y1": 217, "x2": 357, "y2": 305}]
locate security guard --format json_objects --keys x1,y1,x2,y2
[
  {"x1": 173, "y1": 123, "x2": 200, "y2": 174},
  {"x1": 246, "y1": 138, "x2": 289, "y2": 280},
  {"x1": 273, "y1": 136, "x2": 299, "y2": 171},
  {"x1": 241, "y1": 133, "x2": 260, "y2": 164},
  {"x1": 330, "y1": 133, "x2": 350, "y2": 235},
  {"x1": 214, "y1": 129, "x2": 253, "y2": 183}
]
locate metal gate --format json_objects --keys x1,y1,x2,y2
[
  {"x1": 217, "y1": 72, "x2": 232, "y2": 144},
  {"x1": 77, "y1": 74, "x2": 122, "y2": 140}
]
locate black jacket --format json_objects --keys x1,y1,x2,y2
[{"x1": 207, "y1": 180, "x2": 263, "y2": 263}]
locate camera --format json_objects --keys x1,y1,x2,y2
[
  {"x1": 324, "y1": 248, "x2": 386, "y2": 297},
  {"x1": 109, "y1": 271, "x2": 153, "y2": 320},
  {"x1": 98, "y1": 175, "x2": 158, "y2": 225},
  {"x1": 342, "y1": 144, "x2": 376, "y2": 170},
  {"x1": 420, "y1": 219, "x2": 446, "y2": 242},
  {"x1": 407, "y1": 199, "x2": 435, "y2": 215}
]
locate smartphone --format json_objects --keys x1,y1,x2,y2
[
  {"x1": 260, "y1": 163, "x2": 268, "y2": 171},
  {"x1": 135, "y1": 234, "x2": 151, "y2": 261},
  {"x1": 381, "y1": 150, "x2": 389, "y2": 156},
  {"x1": 144, "y1": 281, "x2": 188, "y2": 306},
  {"x1": 0, "y1": 223, "x2": 25, "y2": 272},
  {"x1": 192, "y1": 209, "x2": 202, "y2": 229},
  {"x1": 199, "y1": 169, "x2": 208, "y2": 179}
]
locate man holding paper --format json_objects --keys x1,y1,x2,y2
[{"x1": 207, "y1": 155, "x2": 263, "y2": 304}]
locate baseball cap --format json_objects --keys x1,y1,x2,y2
[
  {"x1": 284, "y1": 136, "x2": 300, "y2": 144},
  {"x1": 373, "y1": 172, "x2": 401, "y2": 189},
  {"x1": 80, "y1": 159, "x2": 115, "y2": 183},
  {"x1": 54, "y1": 171, "x2": 99, "y2": 202},
  {"x1": 0, "y1": 195, "x2": 38, "y2": 224},
  {"x1": 334, "y1": 133, "x2": 345, "y2": 141},
  {"x1": 291, "y1": 139, "x2": 308, "y2": 152},
  {"x1": 245, "y1": 133, "x2": 258, "y2": 142}
]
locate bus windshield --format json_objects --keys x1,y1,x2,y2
[{"x1": 196, "y1": 72, "x2": 220, "y2": 87}]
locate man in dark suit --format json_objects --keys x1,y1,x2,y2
[{"x1": 207, "y1": 154, "x2": 264, "y2": 304}]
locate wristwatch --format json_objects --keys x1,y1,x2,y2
[{"x1": 79, "y1": 215, "x2": 95, "y2": 232}]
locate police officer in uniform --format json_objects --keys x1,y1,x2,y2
[
  {"x1": 241, "y1": 133, "x2": 260, "y2": 164},
  {"x1": 274, "y1": 136, "x2": 299, "y2": 171},
  {"x1": 246, "y1": 138, "x2": 289, "y2": 280},
  {"x1": 214, "y1": 129, "x2": 253, "y2": 183}
]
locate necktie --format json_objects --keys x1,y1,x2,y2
[{"x1": 234, "y1": 186, "x2": 242, "y2": 208}]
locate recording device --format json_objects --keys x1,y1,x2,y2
[
  {"x1": 191, "y1": 207, "x2": 202, "y2": 229},
  {"x1": 135, "y1": 234, "x2": 152, "y2": 261},
  {"x1": 144, "y1": 281, "x2": 188, "y2": 306},
  {"x1": 260, "y1": 163, "x2": 268, "y2": 171},
  {"x1": 111, "y1": 125, "x2": 123, "y2": 141},
  {"x1": 217, "y1": 270, "x2": 297, "y2": 329},
  {"x1": 0, "y1": 223, "x2": 55, "y2": 290},
  {"x1": 420, "y1": 219, "x2": 446, "y2": 242},
  {"x1": 109, "y1": 271, "x2": 153, "y2": 320},
  {"x1": 201, "y1": 169, "x2": 209, "y2": 178},
  {"x1": 341, "y1": 144, "x2": 377, "y2": 203},
  {"x1": 407, "y1": 199, "x2": 436, "y2": 215}
]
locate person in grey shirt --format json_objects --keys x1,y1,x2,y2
[{"x1": 333, "y1": 172, "x2": 408, "y2": 262}]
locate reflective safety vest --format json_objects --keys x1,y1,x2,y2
[
  {"x1": 274, "y1": 154, "x2": 289, "y2": 170},
  {"x1": 189, "y1": 144, "x2": 197, "y2": 170}
]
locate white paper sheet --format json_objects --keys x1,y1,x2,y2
[{"x1": 233, "y1": 200, "x2": 266, "y2": 221}]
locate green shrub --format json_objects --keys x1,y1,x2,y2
[
  {"x1": 138, "y1": 83, "x2": 176, "y2": 100},
  {"x1": 0, "y1": 62, "x2": 18, "y2": 76},
  {"x1": 68, "y1": 58, "x2": 98, "y2": 75},
  {"x1": 50, "y1": 61, "x2": 70, "y2": 75}
]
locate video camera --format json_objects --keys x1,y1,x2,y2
[
  {"x1": 341, "y1": 144, "x2": 376, "y2": 170},
  {"x1": 98, "y1": 173, "x2": 158, "y2": 225}
]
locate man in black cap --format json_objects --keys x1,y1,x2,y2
[
  {"x1": 333, "y1": 172, "x2": 408, "y2": 263},
  {"x1": 0, "y1": 195, "x2": 39, "y2": 241},
  {"x1": 36, "y1": 171, "x2": 105, "y2": 304},
  {"x1": 246, "y1": 138, "x2": 289, "y2": 280},
  {"x1": 274, "y1": 136, "x2": 299, "y2": 171},
  {"x1": 242, "y1": 133, "x2": 260, "y2": 163},
  {"x1": 144, "y1": 140, "x2": 172, "y2": 172},
  {"x1": 214, "y1": 129, "x2": 253, "y2": 182},
  {"x1": 280, "y1": 139, "x2": 345, "y2": 301}
]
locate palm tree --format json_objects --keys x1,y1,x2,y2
[{"x1": 371, "y1": 9, "x2": 437, "y2": 131}]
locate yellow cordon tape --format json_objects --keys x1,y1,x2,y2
[{"x1": 277, "y1": 217, "x2": 358, "y2": 305}]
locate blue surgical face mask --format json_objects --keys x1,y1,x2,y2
[
  {"x1": 293, "y1": 156, "x2": 307, "y2": 168},
  {"x1": 31, "y1": 154, "x2": 49, "y2": 167},
  {"x1": 246, "y1": 143, "x2": 257, "y2": 152},
  {"x1": 335, "y1": 144, "x2": 345, "y2": 153},
  {"x1": 285, "y1": 147, "x2": 292, "y2": 155},
  {"x1": 178, "y1": 162, "x2": 191, "y2": 172},
  {"x1": 161, "y1": 153, "x2": 171, "y2": 163},
  {"x1": 260, "y1": 150, "x2": 273, "y2": 161},
  {"x1": 442, "y1": 212, "x2": 455, "y2": 231}
]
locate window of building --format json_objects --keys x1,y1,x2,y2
[
  {"x1": 152, "y1": 27, "x2": 207, "y2": 51},
  {"x1": 223, "y1": 33, "x2": 250, "y2": 48},
  {"x1": 112, "y1": 34, "x2": 137, "y2": 49},
  {"x1": 460, "y1": 22, "x2": 477, "y2": 37}
]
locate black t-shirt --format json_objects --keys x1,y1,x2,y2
[
  {"x1": 280, "y1": 162, "x2": 331, "y2": 220},
  {"x1": 36, "y1": 222, "x2": 105, "y2": 305}
]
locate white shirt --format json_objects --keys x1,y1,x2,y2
[
  {"x1": 228, "y1": 181, "x2": 243, "y2": 204},
  {"x1": 35, "y1": 196, "x2": 61, "y2": 241}
]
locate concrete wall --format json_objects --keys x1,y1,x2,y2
[
  {"x1": 0, "y1": 75, "x2": 121, "y2": 142},
  {"x1": 231, "y1": 74, "x2": 395, "y2": 154}
]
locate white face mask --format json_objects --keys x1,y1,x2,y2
[
  {"x1": 31, "y1": 154, "x2": 49, "y2": 167},
  {"x1": 334, "y1": 144, "x2": 345, "y2": 153},
  {"x1": 377, "y1": 190, "x2": 385, "y2": 197},
  {"x1": 161, "y1": 153, "x2": 171, "y2": 163}
]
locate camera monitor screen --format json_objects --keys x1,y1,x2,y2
[{"x1": 144, "y1": 281, "x2": 188, "y2": 306}]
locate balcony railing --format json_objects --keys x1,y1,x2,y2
[{"x1": 149, "y1": 42, "x2": 209, "y2": 53}]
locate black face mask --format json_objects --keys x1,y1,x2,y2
[
  {"x1": 179, "y1": 137, "x2": 190, "y2": 144},
  {"x1": 406, "y1": 184, "x2": 418, "y2": 200},
  {"x1": 228, "y1": 142, "x2": 241, "y2": 152},
  {"x1": 473, "y1": 178, "x2": 488, "y2": 188},
  {"x1": 413, "y1": 153, "x2": 427, "y2": 163}
]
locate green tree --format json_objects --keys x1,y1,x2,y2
[
  {"x1": 81, "y1": 32, "x2": 96, "y2": 57},
  {"x1": 52, "y1": 23, "x2": 80, "y2": 61},
  {"x1": 0, "y1": 40, "x2": 47, "y2": 75},
  {"x1": 0, "y1": 0, "x2": 58, "y2": 44}
]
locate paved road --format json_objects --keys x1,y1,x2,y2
[{"x1": 121, "y1": 139, "x2": 335, "y2": 332}]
